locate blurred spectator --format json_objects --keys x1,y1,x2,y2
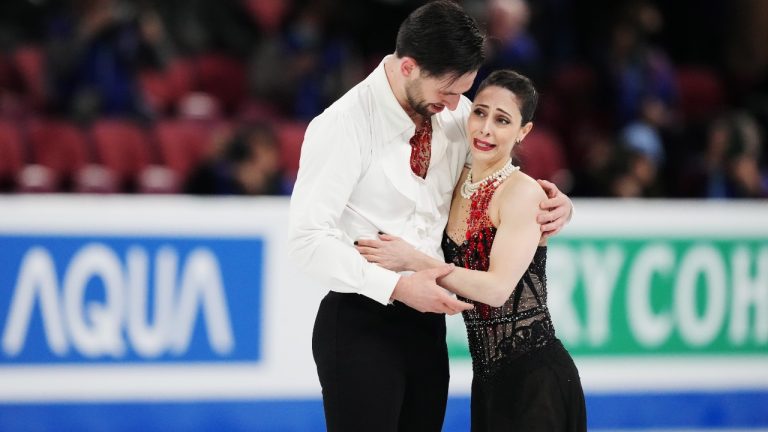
[
  {"x1": 569, "y1": 128, "x2": 618, "y2": 197},
  {"x1": 600, "y1": 3, "x2": 677, "y2": 127},
  {"x1": 336, "y1": 0, "x2": 425, "y2": 67},
  {"x1": 621, "y1": 101, "x2": 665, "y2": 164},
  {"x1": 608, "y1": 146, "x2": 663, "y2": 198},
  {"x1": 615, "y1": 95, "x2": 669, "y2": 197},
  {"x1": 154, "y1": 0, "x2": 261, "y2": 58},
  {"x1": 724, "y1": 0, "x2": 768, "y2": 103},
  {"x1": 469, "y1": 0, "x2": 542, "y2": 97},
  {"x1": 249, "y1": 0, "x2": 363, "y2": 120},
  {"x1": 523, "y1": 0, "x2": 578, "y2": 70},
  {"x1": 47, "y1": 0, "x2": 172, "y2": 122},
  {"x1": 184, "y1": 122, "x2": 289, "y2": 196},
  {"x1": 680, "y1": 111, "x2": 768, "y2": 198},
  {"x1": 0, "y1": 0, "x2": 767, "y2": 198}
]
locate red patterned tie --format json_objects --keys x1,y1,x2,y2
[{"x1": 409, "y1": 118, "x2": 432, "y2": 179}]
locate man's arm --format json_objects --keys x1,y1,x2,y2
[{"x1": 288, "y1": 111, "x2": 400, "y2": 305}]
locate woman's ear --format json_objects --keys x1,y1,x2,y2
[{"x1": 517, "y1": 122, "x2": 534, "y2": 143}]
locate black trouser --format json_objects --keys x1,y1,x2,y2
[{"x1": 312, "y1": 291, "x2": 449, "y2": 432}]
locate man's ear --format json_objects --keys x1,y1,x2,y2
[{"x1": 400, "y1": 57, "x2": 418, "y2": 77}]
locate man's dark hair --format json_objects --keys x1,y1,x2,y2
[
  {"x1": 395, "y1": 0, "x2": 486, "y2": 81},
  {"x1": 476, "y1": 69, "x2": 538, "y2": 124}
]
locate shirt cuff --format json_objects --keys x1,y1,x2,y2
[
  {"x1": 359, "y1": 264, "x2": 400, "y2": 306},
  {"x1": 568, "y1": 199, "x2": 575, "y2": 222}
]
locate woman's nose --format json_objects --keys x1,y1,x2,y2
[{"x1": 480, "y1": 118, "x2": 492, "y2": 135}]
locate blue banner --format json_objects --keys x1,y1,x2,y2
[
  {"x1": 1, "y1": 392, "x2": 768, "y2": 432},
  {"x1": 0, "y1": 234, "x2": 264, "y2": 364}
]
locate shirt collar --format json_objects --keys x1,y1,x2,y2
[{"x1": 369, "y1": 55, "x2": 416, "y2": 141}]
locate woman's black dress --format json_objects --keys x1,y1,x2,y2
[{"x1": 442, "y1": 227, "x2": 587, "y2": 431}]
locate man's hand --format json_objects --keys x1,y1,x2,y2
[
  {"x1": 536, "y1": 179, "x2": 574, "y2": 240},
  {"x1": 390, "y1": 264, "x2": 473, "y2": 315}
]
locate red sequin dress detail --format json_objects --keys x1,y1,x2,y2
[
  {"x1": 408, "y1": 118, "x2": 432, "y2": 179},
  {"x1": 442, "y1": 175, "x2": 555, "y2": 379}
]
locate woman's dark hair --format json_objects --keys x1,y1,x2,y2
[
  {"x1": 476, "y1": 69, "x2": 538, "y2": 124},
  {"x1": 395, "y1": 0, "x2": 486, "y2": 81}
]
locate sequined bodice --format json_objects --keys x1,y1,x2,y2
[{"x1": 442, "y1": 227, "x2": 556, "y2": 380}]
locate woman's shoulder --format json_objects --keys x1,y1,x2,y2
[{"x1": 499, "y1": 169, "x2": 548, "y2": 205}]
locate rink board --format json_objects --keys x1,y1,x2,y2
[{"x1": 0, "y1": 196, "x2": 766, "y2": 431}]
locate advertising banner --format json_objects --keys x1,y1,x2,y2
[{"x1": 0, "y1": 197, "x2": 766, "y2": 431}]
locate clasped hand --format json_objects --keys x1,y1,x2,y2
[
  {"x1": 355, "y1": 233, "x2": 417, "y2": 273},
  {"x1": 536, "y1": 179, "x2": 573, "y2": 240},
  {"x1": 356, "y1": 234, "x2": 472, "y2": 315}
]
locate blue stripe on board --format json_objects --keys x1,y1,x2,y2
[
  {"x1": 0, "y1": 391, "x2": 766, "y2": 432},
  {"x1": 586, "y1": 391, "x2": 768, "y2": 430}
]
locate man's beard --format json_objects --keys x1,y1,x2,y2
[{"x1": 405, "y1": 79, "x2": 433, "y2": 118}]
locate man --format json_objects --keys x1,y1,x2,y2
[{"x1": 288, "y1": 1, "x2": 573, "y2": 430}]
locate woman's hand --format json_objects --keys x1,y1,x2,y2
[
  {"x1": 536, "y1": 179, "x2": 574, "y2": 240},
  {"x1": 355, "y1": 233, "x2": 422, "y2": 272}
]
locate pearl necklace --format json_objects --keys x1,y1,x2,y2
[{"x1": 460, "y1": 159, "x2": 519, "y2": 199}]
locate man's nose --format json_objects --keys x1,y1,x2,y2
[{"x1": 443, "y1": 94, "x2": 460, "y2": 110}]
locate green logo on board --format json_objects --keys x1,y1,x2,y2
[{"x1": 447, "y1": 238, "x2": 768, "y2": 358}]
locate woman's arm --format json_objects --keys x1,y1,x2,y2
[
  {"x1": 438, "y1": 175, "x2": 546, "y2": 306},
  {"x1": 354, "y1": 234, "x2": 443, "y2": 273},
  {"x1": 356, "y1": 173, "x2": 547, "y2": 307}
]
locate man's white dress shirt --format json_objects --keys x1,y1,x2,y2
[{"x1": 288, "y1": 57, "x2": 472, "y2": 305}]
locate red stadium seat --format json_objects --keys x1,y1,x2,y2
[
  {"x1": 136, "y1": 164, "x2": 178, "y2": 194},
  {"x1": 540, "y1": 64, "x2": 599, "y2": 133},
  {"x1": 139, "y1": 70, "x2": 170, "y2": 114},
  {"x1": 195, "y1": 54, "x2": 247, "y2": 113},
  {"x1": 12, "y1": 45, "x2": 47, "y2": 110},
  {"x1": 275, "y1": 121, "x2": 307, "y2": 181},
  {"x1": 243, "y1": 0, "x2": 290, "y2": 34},
  {"x1": 515, "y1": 127, "x2": 571, "y2": 188},
  {"x1": 167, "y1": 59, "x2": 196, "y2": 100},
  {"x1": 177, "y1": 92, "x2": 222, "y2": 120},
  {"x1": 140, "y1": 59, "x2": 196, "y2": 114},
  {"x1": 153, "y1": 119, "x2": 222, "y2": 186},
  {"x1": 24, "y1": 118, "x2": 109, "y2": 192},
  {"x1": 676, "y1": 67, "x2": 725, "y2": 123},
  {"x1": 0, "y1": 53, "x2": 14, "y2": 90},
  {"x1": 90, "y1": 119, "x2": 155, "y2": 191},
  {"x1": 0, "y1": 120, "x2": 25, "y2": 191},
  {"x1": 237, "y1": 99, "x2": 283, "y2": 123}
]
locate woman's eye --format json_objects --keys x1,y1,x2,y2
[{"x1": 497, "y1": 117, "x2": 510, "y2": 125}]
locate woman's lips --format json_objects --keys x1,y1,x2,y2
[{"x1": 473, "y1": 138, "x2": 496, "y2": 151}]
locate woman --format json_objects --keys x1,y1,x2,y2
[{"x1": 355, "y1": 70, "x2": 587, "y2": 431}]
